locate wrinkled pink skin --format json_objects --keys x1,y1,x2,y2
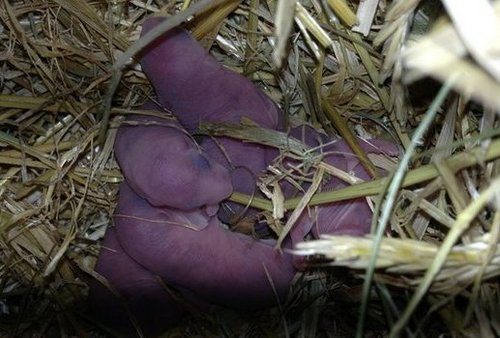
[
  {"x1": 114, "y1": 114, "x2": 232, "y2": 211},
  {"x1": 90, "y1": 18, "x2": 398, "y2": 337},
  {"x1": 93, "y1": 109, "x2": 294, "y2": 336},
  {"x1": 140, "y1": 18, "x2": 283, "y2": 133},
  {"x1": 138, "y1": 18, "x2": 398, "y2": 230},
  {"x1": 115, "y1": 182, "x2": 294, "y2": 309},
  {"x1": 91, "y1": 183, "x2": 295, "y2": 337},
  {"x1": 140, "y1": 18, "x2": 282, "y2": 202}
]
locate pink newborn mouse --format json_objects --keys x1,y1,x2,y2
[{"x1": 90, "y1": 17, "x2": 398, "y2": 337}]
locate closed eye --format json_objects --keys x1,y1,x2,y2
[{"x1": 192, "y1": 153, "x2": 211, "y2": 170}]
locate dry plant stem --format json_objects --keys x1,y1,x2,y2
[
  {"x1": 191, "y1": 0, "x2": 241, "y2": 40},
  {"x1": 359, "y1": 77, "x2": 454, "y2": 338},
  {"x1": 97, "y1": 0, "x2": 228, "y2": 145},
  {"x1": 43, "y1": 216, "x2": 77, "y2": 278},
  {"x1": 244, "y1": 0, "x2": 259, "y2": 75},
  {"x1": 322, "y1": 98, "x2": 378, "y2": 178},
  {"x1": 295, "y1": 2, "x2": 333, "y2": 49},
  {"x1": 352, "y1": 0, "x2": 379, "y2": 36},
  {"x1": 325, "y1": 0, "x2": 358, "y2": 27},
  {"x1": 348, "y1": 30, "x2": 411, "y2": 149},
  {"x1": 298, "y1": 66, "x2": 323, "y2": 130},
  {"x1": 0, "y1": 94, "x2": 72, "y2": 113},
  {"x1": 229, "y1": 133, "x2": 500, "y2": 213},
  {"x1": 276, "y1": 166, "x2": 325, "y2": 248},
  {"x1": 465, "y1": 210, "x2": 500, "y2": 324},
  {"x1": 0, "y1": 131, "x2": 55, "y2": 169},
  {"x1": 434, "y1": 160, "x2": 469, "y2": 217},
  {"x1": 390, "y1": 176, "x2": 500, "y2": 337},
  {"x1": 198, "y1": 122, "x2": 308, "y2": 155},
  {"x1": 272, "y1": 0, "x2": 296, "y2": 68},
  {"x1": 401, "y1": 188, "x2": 455, "y2": 230}
]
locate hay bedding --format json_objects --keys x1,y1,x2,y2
[{"x1": 0, "y1": 0, "x2": 499, "y2": 337}]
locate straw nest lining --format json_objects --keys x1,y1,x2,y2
[{"x1": 0, "y1": 0, "x2": 499, "y2": 336}]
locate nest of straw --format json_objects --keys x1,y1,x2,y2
[{"x1": 1, "y1": 0, "x2": 499, "y2": 336}]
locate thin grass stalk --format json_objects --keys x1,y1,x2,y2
[
  {"x1": 390, "y1": 176, "x2": 500, "y2": 337},
  {"x1": 357, "y1": 76, "x2": 455, "y2": 338}
]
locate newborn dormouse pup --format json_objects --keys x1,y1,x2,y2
[
  {"x1": 93, "y1": 101, "x2": 295, "y2": 336},
  {"x1": 137, "y1": 17, "x2": 397, "y2": 236},
  {"x1": 90, "y1": 17, "x2": 398, "y2": 337},
  {"x1": 140, "y1": 18, "x2": 283, "y2": 133},
  {"x1": 114, "y1": 111, "x2": 232, "y2": 229},
  {"x1": 90, "y1": 181, "x2": 295, "y2": 337},
  {"x1": 139, "y1": 17, "x2": 284, "y2": 211}
]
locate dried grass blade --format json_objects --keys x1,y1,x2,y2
[
  {"x1": 357, "y1": 77, "x2": 454, "y2": 338},
  {"x1": 431, "y1": 97, "x2": 458, "y2": 162},
  {"x1": 401, "y1": 189, "x2": 455, "y2": 229},
  {"x1": 390, "y1": 177, "x2": 500, "y2": 337},
  {"x1": 0, "y1": 209, "x2": 40, "y2": 233},
  {"x1": 434, "y1": 160, "x2": 469, "y2": 215},
  {"x1": 353, "y1": 0, "x2": 379, "y2": 36},
  {"x1": 374, "y1": 0, "x2": 420, "y2": 46},
  {"x1": 272, "y1": 0, "x2": 296, "y2": 68},
  {"x1": 0, "y1": 94, "x2": 61, "y2": 112},
  {"x1": 276, "y1": 167, "x2": 325, "y2": 248},
  {"x1": 53, "y1": 0, "x2": 128, "y2": 50},
  {"x1": 0, "y1": 156, "x2": 47, "y2": 169},
  {"x1": 0, "y1": 131, "x2": 55, "y2": 169},
  {"x1": 322, "y1": 98, "x2": 378, "y2": 178},
  {"x1": 244, "y1": 0, "x2": 260, "y2": 75},
  {"x1": 348, "y1": 30, "x2": 410, "y2": 148},
  {"x1": 294, "y1": 14, "x2": 321, "y2": 61},
  {"x1": 465, "y1": 211, "x2": 500, "y2": 324},
  {"x1": 198, "y1": 121, "x2": 308, "y2": 155},
  {"x1": 325, "y1": 0, "x2": 358, "y2": 28},
  {"x1": 295, "y1": 2, "x2": 333, "y2": 49},
  {"x1": 191, "y1": 0, "x2": 241, "y2": 40},
  {"x1": 229, "y1": 134, "x2": 500, "y2": 213}
]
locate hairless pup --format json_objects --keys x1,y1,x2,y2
[
  {"x1": 91, "y1": 114, "x2": 295, "y2": 337},
  {"x1": 140, "y1": 18, "x2": 282, "y2": 207},
  {"x1": 90, "y1": 17, "x2": 398, "y2": 337},
  {"x1": 138, "y1": 18, "x2": 398, "y2": 237},
  {"x1": 113, "y1": 114, "x2": 232, "y2": 229}
]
